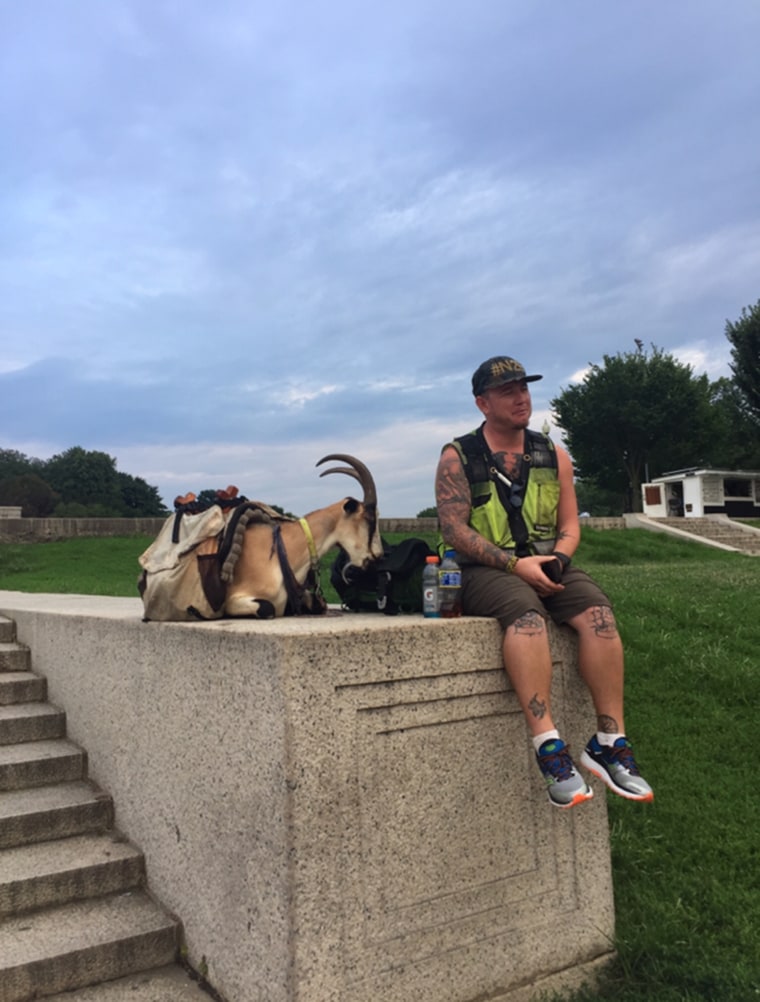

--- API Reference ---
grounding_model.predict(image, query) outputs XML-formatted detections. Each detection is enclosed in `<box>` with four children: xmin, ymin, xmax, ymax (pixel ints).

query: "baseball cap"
<box><xmin>471</xmin><ymin>356</ymin><xmax>543</xmax><ymax>396</ymax></box>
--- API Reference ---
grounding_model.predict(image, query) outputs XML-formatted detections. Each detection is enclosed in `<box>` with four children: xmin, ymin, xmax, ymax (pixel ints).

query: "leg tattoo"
<box><xmin>589</xmin><ymin>605</ymin><xmax>618</xmax><ymax>639</ymax></box>
<box><xmin>512</xmin><ymin>611</ymin><xmax>545</xmax><ymax>637</ymax></box>
<box><xmin>597</xmin><ymin>714</ymin><xmax>620</xmax><ymax>733</ymax></box>
<box><xmin>528</xmin><ymin>693</ymin><xmax>548</xmax><ymax>720</ymax></box>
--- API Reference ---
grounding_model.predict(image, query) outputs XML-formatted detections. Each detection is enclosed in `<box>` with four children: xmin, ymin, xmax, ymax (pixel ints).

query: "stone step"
<box><xmin>0</xmin><ymin>782</ymin><xmax>114</xmax><ymax>851</ymax></box>
<box><xmin>0</xmin><ymin>891</ymin><xmax>179</xmax><ymax>1002</ymax></box>
<box><xmin>0</xmin><ymin>643</ymin><xmax>31</xmax><ymax>673</ymax></box>
<box><xmin>0</xmin><ymin>704</ymin><xmax>67</xmax><ymax>746</ymax></box>
<box><xmin>0</xmin><ymin>673</ymin><xmax>46</xmax><ymax>706</ymax></box>
<box><xmin>0</xmin><ymin>740</ymin><xmax>86</xmax><ymax>793</ymax></box>
<box><xmin>0</xmin><ymin>833</ymin><xmax>145</xmax><ymax>919</ymax></box>
<box><xmin>42</xmin><ymin>965</ymin><xmax>210</xmax><ymax>1002</ymax></box>
<box><xmin>0</xmin><ymin>617</ymin><xmax>16</xmax><ymax>643</ymax></box>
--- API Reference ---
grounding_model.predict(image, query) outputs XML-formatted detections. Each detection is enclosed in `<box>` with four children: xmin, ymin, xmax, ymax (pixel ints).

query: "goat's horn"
<box><xmin>316</xmin><ymin>454</ymin><xmax>377</xmax><ymax>508</ymax></box>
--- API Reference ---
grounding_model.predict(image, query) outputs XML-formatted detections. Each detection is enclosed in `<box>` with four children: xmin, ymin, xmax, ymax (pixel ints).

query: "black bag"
<box><xmin>330</xmin><ymin>537</ymin><xmax>435</xmax><ymax>615</ymax></box>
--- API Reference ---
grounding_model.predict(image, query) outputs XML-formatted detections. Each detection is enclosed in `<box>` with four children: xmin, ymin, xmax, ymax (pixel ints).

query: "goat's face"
<box><xmin>316</xmin><ymin>454</ymin><xmax>383</xmax><ymax>574</ymax></box>
<box><xmin>337</xmin><ymin>496</ymin><xmax>384</xmax><ymax>572</ymax></box>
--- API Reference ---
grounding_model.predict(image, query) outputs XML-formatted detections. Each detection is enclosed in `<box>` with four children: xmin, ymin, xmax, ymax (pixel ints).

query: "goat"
<box><xmin>224</xmin><ymin>454</ymin><xmax>383</xmax><ymax>618</ymax></box>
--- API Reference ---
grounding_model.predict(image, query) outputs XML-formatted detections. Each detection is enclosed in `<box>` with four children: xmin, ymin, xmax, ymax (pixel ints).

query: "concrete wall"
<box><xmin>0</xmin><ymin>593</ymin><xmax>615</xmax><ymax>1002</ymax></box>
<box><xmin>0</xmin><ymin>517</ymin><xmax>441</xmax><ymax>543</ymax></box>
<box><xmin>0</xmin><ymin>515</ymin><xmax>623</xmax><ymax>543</ymax></box>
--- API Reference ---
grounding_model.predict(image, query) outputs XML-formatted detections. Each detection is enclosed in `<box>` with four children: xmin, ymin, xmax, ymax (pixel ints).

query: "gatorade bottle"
<box><xmin>422</xmin><ymin>555</ymin><xmax>441</xmax><ymax>617</ymax></box>
<box><xmin>439</xmin><ymin>549</ymin><xmax>462</xmax><ymax>618</ymax></box>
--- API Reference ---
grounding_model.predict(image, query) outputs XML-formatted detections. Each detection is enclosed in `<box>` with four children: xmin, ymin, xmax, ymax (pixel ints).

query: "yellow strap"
<box><xmin>298</xmin><ymin>517</ymin><xmax>319</xmax><ymax>566</ymax></box>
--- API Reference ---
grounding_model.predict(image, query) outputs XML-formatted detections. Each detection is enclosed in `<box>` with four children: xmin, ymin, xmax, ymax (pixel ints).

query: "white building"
<box><xmin>641</xmin><ymin>468</ymin><xmax>760</xmax><ymax>519</ymax></box>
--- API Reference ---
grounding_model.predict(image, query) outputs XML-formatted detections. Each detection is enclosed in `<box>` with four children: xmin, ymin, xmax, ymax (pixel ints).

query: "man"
<box><xmin>435</xmin><ymin>355</ymin><xmax>653</xmax><ymax>809</ymax></box>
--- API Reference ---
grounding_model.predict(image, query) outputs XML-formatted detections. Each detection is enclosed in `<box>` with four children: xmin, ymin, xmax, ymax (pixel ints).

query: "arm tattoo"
<box><xmin>589</xmin><ymin>606</ymin><xmax>618</xmax><ymax>639</ymax></box>
<box><xmin>436</xmin><ymin>449</ymin><xmax>511</xmax><ymax>569</ymax></box>
<box><xmin>528</xmin><ymin>693</ymin><xmax>548</xmax><ymax>720</ymax></box>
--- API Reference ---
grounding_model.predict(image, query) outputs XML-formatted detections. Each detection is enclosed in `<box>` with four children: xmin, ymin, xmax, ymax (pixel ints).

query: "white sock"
<box><xmin>533</xmin><ymin>729</ymin><xmax>560</xmax><ymax>753</ymax></box>
<box><xmin>596</xmin><ymin>731</ymin><xmax>625</xmax><ymax>747</ymax></box>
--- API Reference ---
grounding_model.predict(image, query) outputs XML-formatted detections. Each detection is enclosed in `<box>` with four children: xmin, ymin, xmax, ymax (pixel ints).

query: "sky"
<box><xmin>1</xmin><ymin>2</ymin><xmax>759</xmax><ymax>516</ymax></box>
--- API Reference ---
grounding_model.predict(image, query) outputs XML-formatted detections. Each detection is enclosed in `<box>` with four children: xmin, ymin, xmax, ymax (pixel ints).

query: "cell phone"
<box><xmin>542</xmin><ymin>558</ymin><xmax>563</xmax><ymax>584</ymax></box>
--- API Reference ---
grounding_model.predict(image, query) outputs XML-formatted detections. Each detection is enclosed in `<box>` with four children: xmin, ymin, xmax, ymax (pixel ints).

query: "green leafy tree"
<box><xmin>43</xmin><ymin>447</ymin><xmax>123</xmax><ymax>513</ymax></box>
<box><xmin>416</xmin><ymin>506</ymin><xmax>438</xmax><ymax>518</ymax></box>
<box><xmin>117</xmin><ymin>472</ymin><xmax>168</xmax><ymax>517</ymax></box>
<box><xmin>725</xmin><ymin>299</ymin><xmax>760</xmax><ymax>423</ymax></box>
<box><xmin>573</xmin><ymin>478</ymin><xmax>625</xmax><ymax>517</ymax></box>
<box><xmin>0</xmin><ymin>448</ymin><xmax>41</xmax><ymax>482</ymax></box>
<box><xmin>551</xmin><ymin>345</ymin><xmax>718</xmax><ymax>512</ymax></box>
<box><xmin>704</xmin><ymin>378</ymin><xmax>760</xmax><ymax>470</ymax></box>
<box><xmin>0</xmin><ymin>473</ymin><xmax>59</xmax><ymax>516</ymax></box>
<box><xmin>196</xmin><ymin>489</ymin><xmax>221</xmax><ymax>507</ymax></box>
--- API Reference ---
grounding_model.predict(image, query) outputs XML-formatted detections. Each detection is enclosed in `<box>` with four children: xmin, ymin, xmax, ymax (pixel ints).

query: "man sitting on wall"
<box><xmin>435</xmin><ymin>355</ymin><xmax>654</xmax><ymax>809</ymax></box>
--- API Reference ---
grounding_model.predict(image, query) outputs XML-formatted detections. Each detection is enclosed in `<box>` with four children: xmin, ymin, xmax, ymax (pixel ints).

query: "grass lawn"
<box><xmin>1</xmin><ymin>527</ymin><xmax>759</xmax><ymax>1000</ymax></box>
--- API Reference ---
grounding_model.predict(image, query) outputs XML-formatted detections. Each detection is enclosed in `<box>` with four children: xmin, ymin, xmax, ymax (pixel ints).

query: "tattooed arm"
<box><xmin>435</xmin><ymin>445</ymin><xmax>513</xmax><ymax>570</ymax></box>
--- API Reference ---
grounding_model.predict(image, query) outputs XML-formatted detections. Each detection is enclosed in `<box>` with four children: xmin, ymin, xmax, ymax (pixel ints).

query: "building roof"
<box><xmin>652</xmin><ymin>468</ymin><xmax>760</xmax><ymax>482</ymax></box>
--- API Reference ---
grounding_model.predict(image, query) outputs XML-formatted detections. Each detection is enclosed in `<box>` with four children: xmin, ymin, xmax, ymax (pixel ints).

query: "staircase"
<box><xmin>0</xmin><ymin>615</ymin><xmax>209</xmax><ymax>1002</ymax></box>
<box><xmin>654</xmin><ymin>517</ymin><xmax>760</xmax><ymax>555</ymax></box>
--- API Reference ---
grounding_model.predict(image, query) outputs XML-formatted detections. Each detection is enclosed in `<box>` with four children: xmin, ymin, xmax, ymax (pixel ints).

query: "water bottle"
<box><xmin>439</xmin><ymin>549</ymin><xmax>462</xmax><ymax>618</ymax></box>
<box><xmin>422</xmin><ymin>555</ymin><xmax>441</xmax><ymax>617</ymax></box>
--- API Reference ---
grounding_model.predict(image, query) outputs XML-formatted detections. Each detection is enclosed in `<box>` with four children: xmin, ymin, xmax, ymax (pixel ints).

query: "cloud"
<box><xmin>1</xmin><ymin>0</ymin><xmax>758</xmax><ymax>514</ymax></box>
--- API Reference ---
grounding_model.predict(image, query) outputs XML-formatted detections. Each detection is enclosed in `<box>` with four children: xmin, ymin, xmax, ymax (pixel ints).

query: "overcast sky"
<box><xmin>2</xmin><ymin>2</ymin><xmax>758</xmax><ymax>515</ymax></box>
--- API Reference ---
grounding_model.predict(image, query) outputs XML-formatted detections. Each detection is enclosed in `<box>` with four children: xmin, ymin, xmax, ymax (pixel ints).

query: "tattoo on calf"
<box><xmin>589</xmin><ymin>605</ymin><xmax>618</xmax><ymax>639</ymax></box>
<box><xmin>597</xmin><ymin>714</ymin><xmax>620</xmax><ymax>734</ymax></box>
<box><xmin>528</xmin><ymin>693</ymin><xmax>548</xmax><ymax>719</ymax></box>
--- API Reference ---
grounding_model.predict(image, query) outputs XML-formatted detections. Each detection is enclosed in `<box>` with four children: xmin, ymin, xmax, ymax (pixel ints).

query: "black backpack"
<box><xmin>330</xmin><ymin>537</ymin><xmax>434</xmax><ymax>615</ymax></box>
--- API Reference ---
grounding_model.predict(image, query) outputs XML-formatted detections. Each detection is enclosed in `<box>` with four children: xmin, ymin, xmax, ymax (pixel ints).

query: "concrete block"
<box><xmin>0</xmin><ymin>593</ymin><xmax>615</xmax><ymax>1002</ymax></box>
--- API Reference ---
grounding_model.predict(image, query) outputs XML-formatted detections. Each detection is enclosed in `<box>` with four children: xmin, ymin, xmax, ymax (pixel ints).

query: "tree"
<box><xmin>0</xmin><ymin>448</ymin><xmax>41</xmax><ymax>482</ymax></box>
<box><xmin>117</xmin><ymin>472</ymin><xmax>168</xmax><ymax>517</ymax></box>
<box><xmin>573</xmin><ymin>478</ymin><xmax>625</xmax><ymax>517</ymax></box>
<box><xmin>43</xmin><ymin>447</ymin><xmax>123</xmax><ymax>512</ymax></box>
<box><xmin>704</xmin><ymin>378</ymin><xmax>760</xmax><ymax>470</ymax></box>
<box><xmin>725</xmin><ymin>299</ymin><xmax>760</xmax><ymax>423</ymax></box>
<box><xmin>551</xmin><ymin>345</ymin><xmax>718</xmax><ymax>512</ymax></box>
<box><xmin>0</xmin><ymin>473</ymin><xmax>59</xmax><ymax>516</ymax></box>
<box><xmin>416</xmin><ymin>506</ymin><xmax>438</xmax><ymax>518</ymax></box>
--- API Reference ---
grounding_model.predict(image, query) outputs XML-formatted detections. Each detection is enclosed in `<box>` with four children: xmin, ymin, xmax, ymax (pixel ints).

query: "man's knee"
<box><xmin>506</xmin><ymin>609</ymin><xmax>549</xmax><ymax>637</ymax></box>
<box><xmin>570</xmin><ymin>604</ymin><xmax>619</xmax><ymax>639</ymax></box>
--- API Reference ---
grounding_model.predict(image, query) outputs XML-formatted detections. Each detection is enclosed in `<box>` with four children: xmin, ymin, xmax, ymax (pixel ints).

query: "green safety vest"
<box><xmin>445</xmin><ymin>424</ymin><xmax>560</xmax><ymax>555</ymax></box>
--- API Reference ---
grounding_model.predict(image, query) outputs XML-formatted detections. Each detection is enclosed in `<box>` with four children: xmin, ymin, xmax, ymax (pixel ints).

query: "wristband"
<box><xmin>506</xmin><ymin>555</ymin><xmax>520</xmax><ymax>573</ymax></box>
<box><xmin>552</xmin><ymin>551</ymin><xmax>571</xmax><ymax>569</ymax></box>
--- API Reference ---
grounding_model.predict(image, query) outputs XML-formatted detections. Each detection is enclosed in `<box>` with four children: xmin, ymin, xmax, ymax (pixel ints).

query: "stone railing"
<box><xmin>0</xmin><ymin>592</ymin><xmax>615</xmax><ymax>1002</ymax></box>
<box><xmin>0</xmin><ymin>515</ymin><xmax>622</xmax><ymax>542</ymax></box>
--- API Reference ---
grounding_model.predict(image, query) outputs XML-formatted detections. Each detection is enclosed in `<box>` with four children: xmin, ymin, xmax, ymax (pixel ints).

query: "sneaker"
<box><xmin>580</xmin><ymin>736</ymin><xmax>654</xmax><ymax>802</ymax></box>
<box><xmin>535</xmin><ymin>738</ymin><xmax>594</xmax><ymax>809</ymax></box>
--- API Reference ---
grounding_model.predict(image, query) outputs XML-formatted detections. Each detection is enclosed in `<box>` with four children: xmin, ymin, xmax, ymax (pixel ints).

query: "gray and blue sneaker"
<box><xmin>536</xmin><ymin>738</ymin><xmax>594</xmax><ymax>809</ymax></box>
<box><xmin>580</xmin><ymin>736</ymin><xmax>654</xmax><ymax>802</ymax></box>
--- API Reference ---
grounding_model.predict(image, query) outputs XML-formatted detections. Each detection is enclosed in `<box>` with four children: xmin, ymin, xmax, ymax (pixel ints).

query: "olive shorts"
<box><xmin>460</xmin><ymin>564</ymin><xmax>612</xmax><ymax>630</ymax></box>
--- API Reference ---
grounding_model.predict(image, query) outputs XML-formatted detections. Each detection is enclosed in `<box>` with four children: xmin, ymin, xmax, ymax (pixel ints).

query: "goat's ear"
<box><xmin>342</xmin><ymin>497</ymin><xmax>360</xmax><ymax>514</ymax></box>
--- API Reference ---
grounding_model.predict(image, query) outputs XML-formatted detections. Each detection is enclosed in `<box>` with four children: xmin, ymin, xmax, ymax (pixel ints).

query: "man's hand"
<box><xmin>513</xmin><ymin>555</ymin><xmax>565</xmax><ymax>596</ymax></box>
